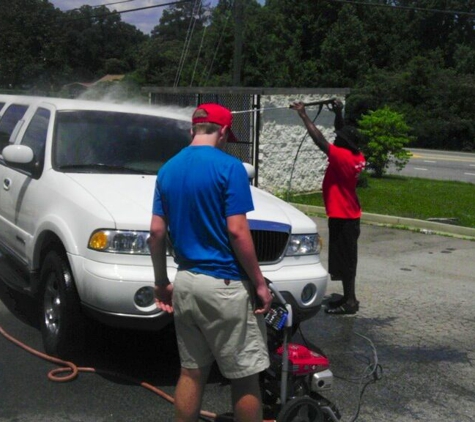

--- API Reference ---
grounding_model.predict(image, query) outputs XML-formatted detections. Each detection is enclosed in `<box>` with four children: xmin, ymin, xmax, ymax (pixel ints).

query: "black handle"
<box><xmin>303</xmin><ymin>98</ymin><xmax>336</xmax><ymax>106</ymax></box>
<box><xmin>288</xmin><ymin>98</ymin><xmax>336</xmax><ymax>108</ymax></box>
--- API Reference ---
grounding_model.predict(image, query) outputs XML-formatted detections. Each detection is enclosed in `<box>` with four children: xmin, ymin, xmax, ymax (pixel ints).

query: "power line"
<box><xmin>174</xmin><ymin>0</ymin><xmax>202</xmax><ymax>87</ymax></box>
<box><xmin>93</xmin><ymin>0</ymin><xmax>137</xmax><ymax>8</ymax></box>
<box><xmin>189</xmin><ymin>9</ymin><xmax>213</xmax><ymax>87</ymax></box>
<box><xmin>328</xmin><ymin>0</ymin><xmax>475</xmax><ymax>17</ymax></box>
<box><xmin>200</xmin><ymin>3</ymin><xmax>233</xmax><ymax>86</ymax></box>
<box><xmin>60</xmin><ymin>0</ymin><xmax>193</xmax><ymax>22</ymax></box>
<box><xmin>69</xmin><ymin>0</ymin><xmax>138</xmax><ymax>11</ymax></box>
<box><xmin>190</xmin><ymin>22</ymin><xmax>207</xmax><ymax>87</ymax></box>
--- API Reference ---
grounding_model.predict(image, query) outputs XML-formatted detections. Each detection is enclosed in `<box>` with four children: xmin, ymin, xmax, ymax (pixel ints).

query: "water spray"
<box><xmin>231</xmin><ymin>98</ymin><xmax>336</xmax><ymax>114</ymax></box>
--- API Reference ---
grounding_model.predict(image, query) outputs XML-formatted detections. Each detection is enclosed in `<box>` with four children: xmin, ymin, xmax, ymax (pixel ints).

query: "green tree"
<box><xmin>347</xmin><ymin>54</ymin><xmax>475</xmax><ymax>152</ymax></box>
<box><xmin>193</xmin><ymin>0</ymin><xmax>234</xmax><ymax>87</ymax></box>
<box><xmin>246</xmin><ymin>0</ymin><xmax>341</xmax><ymax>87</ymax></box>
<box><xmin>141</xmin><ymin>1</ymin><xmax>212</xmax><ymax>86</ymax></box>
<box><xmin>412</xmin><ymin>68</ymin><xmax>475</xmax><ymax>151</ymax></box>
<box><xmin>0</xmin><ymin>0</ymin><xmax>64</xmax><ymax>89</ymax></box>
<box><xmin>356</xmin><ymin>0</ymin><xmax>420</xmax><ymax>71</ymax></box>
<box><xmin>61</xmin><ymin>5</ymin><xmax>146</xmax><ymax>82</ymax></box>
<box><xmin>358</xmin><ymin>107</ymin><xmax>413</xmax><ymax>178</ymax></box>
<box><xmin>395</xmin><ymin>0</ymin><xmax>475</xmax><ymax>68</ymax></box>
<box><xmin>453</xmin><ymin>44</ymin><xmax>475</xmax><ymax>75</ymax></box>
<box><xmin>318</xmin><ymin>4</ymin><xmax>370</xmax><ymax>87</ymax></box>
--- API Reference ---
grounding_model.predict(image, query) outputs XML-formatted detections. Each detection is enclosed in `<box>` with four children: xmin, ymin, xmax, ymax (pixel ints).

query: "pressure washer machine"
<box><xmin>262</xmin><ymin>282</ymin><xmax>341</xmax><ymax>422</ymax></box>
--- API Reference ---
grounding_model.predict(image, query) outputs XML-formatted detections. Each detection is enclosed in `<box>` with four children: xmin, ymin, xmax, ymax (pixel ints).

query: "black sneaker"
<box><xmin>325</xmin><ymin>301</ymin><xmax>359</xmax><ymax>315</ymax></box>
<box><xmin>327</xmin><ymin>297</ymin><xmax>346</xmax><ymax>309</ymax></box>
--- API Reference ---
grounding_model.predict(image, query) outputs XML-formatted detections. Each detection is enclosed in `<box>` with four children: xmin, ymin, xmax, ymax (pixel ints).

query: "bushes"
<box><xmin>347</xmin><ymin>63</ymin><xmax>475</xmax><ymax>152</ymax></box>
<box><xmin>358</xmin><ymin>107</ymin><xmax>412</xmax><ymax>178</ymax></box>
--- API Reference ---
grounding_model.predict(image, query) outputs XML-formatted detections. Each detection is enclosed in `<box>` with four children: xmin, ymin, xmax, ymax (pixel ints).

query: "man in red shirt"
<box><xmin>291</xmin><ymin>100</ymin><xmax>365</xmax><ymax>315</ymax></box>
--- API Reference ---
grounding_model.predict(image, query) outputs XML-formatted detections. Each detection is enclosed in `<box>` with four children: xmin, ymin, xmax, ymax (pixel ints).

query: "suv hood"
<box><xmin>248</xmin><ymin>187</ymin><xmax>317</xmax><ymax>234</ymax></box>
<box><xmin>67</xmin><ymin>174</ymin><xmax>316</xmax><ymax>234</ymax></box>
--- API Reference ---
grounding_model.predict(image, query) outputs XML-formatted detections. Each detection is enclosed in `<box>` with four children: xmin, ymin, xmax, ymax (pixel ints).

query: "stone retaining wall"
<box><xmin>258</xmin><ymin>93</ymin><xmax>346</xmax><ymax>194</ymax></box>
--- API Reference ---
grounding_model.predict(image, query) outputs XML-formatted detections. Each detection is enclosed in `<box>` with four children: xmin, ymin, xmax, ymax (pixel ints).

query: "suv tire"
<box><xmin>40</xmin><ymin>249</ymin><xmax>86</xmax><ymax>358</ymax></box>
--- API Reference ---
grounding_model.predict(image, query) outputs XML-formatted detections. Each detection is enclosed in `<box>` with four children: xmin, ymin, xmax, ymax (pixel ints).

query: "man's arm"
<box><xmin>290</xmin><ymin>102</ymin><xmax>330</xmax><ymax>155</ymax></box>
<box><xmin>149</xmin><ymin>214</ymin><xmax>173</xmax><ymax>313</ymax></box>
<box><xmin>227</xmin><ymin>214</ymin><xmax>272</xmax><ymax>314</ymax></box>
<box><xmin>330</xmin><ymin>99</ymin><xmax>345</xmax><ymax>130</ymax></box>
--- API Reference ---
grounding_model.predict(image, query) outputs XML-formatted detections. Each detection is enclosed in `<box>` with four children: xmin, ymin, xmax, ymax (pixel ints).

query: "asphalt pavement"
<box><xmin>387</xmin><ymin>148</ymin><xmax>475</xmax><ymax>184</ymax></box>
<box><xmin>301</xmin><ymin>214</ymin><xmax>475</xmax><ymax>422</ymax></box>
<box><xmin>1</xmin><ymin>213</ymin><xmax>474</xmax><ymax>422</ymax></box>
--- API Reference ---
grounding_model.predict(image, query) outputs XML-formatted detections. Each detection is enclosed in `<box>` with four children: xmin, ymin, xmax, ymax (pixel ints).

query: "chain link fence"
<box><xmin>143</xmin><ymin>87</ymin><xmax>350</xmax><ymax>192</ymax></box>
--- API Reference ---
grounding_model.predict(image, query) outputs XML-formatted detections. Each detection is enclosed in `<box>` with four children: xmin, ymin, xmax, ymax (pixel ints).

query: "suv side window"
<box><xmin>20</xmin><ymin>108</ymin><xmax>50</xmax><ymax>177</ymax></box>
<box><xmin>0</xmin><ymin>102</ymin><xmax>5</xmax><ymax>112</ymax></box>
<box><xmin>0</xmin><ymin>104</ymin><xmax>29</xmax><ymax>152</ymax></box>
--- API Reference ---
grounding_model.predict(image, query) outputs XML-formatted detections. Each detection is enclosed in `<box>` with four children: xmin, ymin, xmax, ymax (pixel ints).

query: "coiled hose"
<box><xmin>0</xmin><ymin>324</ymin><xmax>239</xmax><ymax>421</ymax></box>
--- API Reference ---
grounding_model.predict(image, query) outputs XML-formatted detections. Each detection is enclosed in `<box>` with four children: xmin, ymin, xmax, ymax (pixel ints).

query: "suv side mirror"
<box><xmin>242</xmin><ymin>162</ymin><xmax>256</xmax><ymax>180</ymax></box>
<box><xmin>2</xmin><ymin>144</ymin><xmax>34</xmax><ymax>164</ymax></box>
<box><xmin>2</xmin><ymin>144</ymin><xmax>38</xmax><ymax>177</ymax></box>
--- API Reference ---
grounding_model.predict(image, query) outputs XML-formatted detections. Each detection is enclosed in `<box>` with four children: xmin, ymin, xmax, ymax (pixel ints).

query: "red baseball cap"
<box><xmin>192</xmin><ymin>103</ymin><xmax>238</xmax><ymax>143</ymax></box>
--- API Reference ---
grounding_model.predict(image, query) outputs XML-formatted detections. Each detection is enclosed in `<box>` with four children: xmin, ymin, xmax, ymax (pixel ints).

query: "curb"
<box><xmin>290</xmin><ymin>203</ymin><xmax>475</xmax><ymax>240</ymax></box>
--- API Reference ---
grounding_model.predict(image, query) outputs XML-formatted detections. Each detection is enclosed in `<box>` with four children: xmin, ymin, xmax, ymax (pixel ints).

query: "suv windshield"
<box><xmin>53</xmin><ymin>110</ymin><xmax>191</xmax><ymax>174</ymax></box>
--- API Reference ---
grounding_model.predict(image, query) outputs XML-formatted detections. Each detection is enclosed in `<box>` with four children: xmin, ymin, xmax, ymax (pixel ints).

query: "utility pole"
<box><xmin>233</xmin><ymin>0</ymin><xmax>243</xmax><ymax>86</ymax></box>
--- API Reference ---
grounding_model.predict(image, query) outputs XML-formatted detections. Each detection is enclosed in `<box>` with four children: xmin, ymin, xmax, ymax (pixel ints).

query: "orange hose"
<box><xmin>0</xmin><ymin>324</ymin><xmax>275</xmax><ymax>421</ymax></box>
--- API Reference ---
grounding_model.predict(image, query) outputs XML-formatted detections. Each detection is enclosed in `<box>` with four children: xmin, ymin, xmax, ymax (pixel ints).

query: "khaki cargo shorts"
<box><xmin>173</xmin><ymin>270</ymin><xmax>270</xmax><ymax>379</ymax></box>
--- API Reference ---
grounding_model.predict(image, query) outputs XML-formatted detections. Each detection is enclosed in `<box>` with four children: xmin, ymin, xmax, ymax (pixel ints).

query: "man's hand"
<box><xmin>154</xmin><ymin>283</ymin><xmax>174</xmax><ymax>313</ymax></box>
<box><xmin>289</xmin><ymin>101</ymin><xmax>330</xmax><ymax>153</ymax></box>
<box><xmin>290</xmin><ymin>101</ymin><xmax>307</xmax><ymax>117</ymax></box>
<box><xmin>328</xmin><ymin>99</ymin><xmax>343</xmax><ymax>113</ymax></box>
<box><xmin>254</xmin><ymin>283</ymin><xmax>272</xmax><ymax>315</ymax></box>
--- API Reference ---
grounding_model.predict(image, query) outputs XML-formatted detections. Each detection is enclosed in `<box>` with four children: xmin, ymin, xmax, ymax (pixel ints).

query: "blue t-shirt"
<box><xmin>152</xmin><ymin>146</ymin><xmax>254</xmax><ymax>280</ymax></box>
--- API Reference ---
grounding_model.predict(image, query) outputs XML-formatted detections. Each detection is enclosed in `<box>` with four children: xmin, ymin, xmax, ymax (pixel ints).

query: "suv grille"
<box><xmin>251</xmin><ymin>230</ymin><xmax>289</xmax><ymax>263</ymax></box>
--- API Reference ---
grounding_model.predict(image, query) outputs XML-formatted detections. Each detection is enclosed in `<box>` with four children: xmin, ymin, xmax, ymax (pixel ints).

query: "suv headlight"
<box><xmin>88</xmin><ymin>230</ymin><xmax>151</xmax><ymax>254</ymax></box>
<box><xmin>285</xmin><ymin>234</ymin><xmax>321</xmax><ymax>256</ymax></box>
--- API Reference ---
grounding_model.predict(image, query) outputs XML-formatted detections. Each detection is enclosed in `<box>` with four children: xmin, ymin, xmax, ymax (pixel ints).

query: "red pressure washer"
<box><xmin>262</xmin><ymin>281</ymin><xmax>341</xmax><ymax>422</ymax></box>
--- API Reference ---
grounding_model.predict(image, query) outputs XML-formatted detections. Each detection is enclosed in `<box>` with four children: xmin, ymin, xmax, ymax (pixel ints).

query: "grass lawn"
<box><xmin>290</xmin><ymin>175</ymin><xmax>475</xmax><ymax>228</ymax></box>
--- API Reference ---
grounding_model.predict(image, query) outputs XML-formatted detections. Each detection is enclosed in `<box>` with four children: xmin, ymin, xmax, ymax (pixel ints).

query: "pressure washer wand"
<box><xmin>301</xmin><ymin>98</ymin><xmax>336</xmax><ymax>107</ymax></box>
<box><xmin>231</xmin><ymin>105</ymin><xmax>291</xmax><ymax>115</ymax></box>
<box><xmin>231</xmin><ymin>98</ymin><xmax>336</xmax><ymax>114</ymax></box>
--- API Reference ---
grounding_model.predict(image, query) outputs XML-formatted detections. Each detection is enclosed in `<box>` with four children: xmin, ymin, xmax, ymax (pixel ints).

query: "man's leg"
<box><xmin>230</xmin><ymin>373</ymin><xmax>263</xmax><ymax>422</ymax></box>
<box><xmin>342</xmin><ymin>218</ymin><xmax>360</xmax><ymax>306</ymax></box>
<box><xmin>174</xmin><ymin>365</ymin><xmax>211</xmax><ymax>422</ymax></box>
<box><xmin>326</xmin><ymin>219</ymin><xmax>360</xmax><ymax>313</ymax></box>
<box><xmin>342</xmin><ymin>276</ymin><xmax>357</xmax><ymax>305</ymax></box>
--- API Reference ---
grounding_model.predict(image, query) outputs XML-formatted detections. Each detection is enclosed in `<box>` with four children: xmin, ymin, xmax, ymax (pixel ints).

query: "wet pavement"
<box><xmin>1</xmin><ymin>218</ymin><xmax>474</xmax><ymax>421</ymax></box>
<box><xmin>301</xmin><ymin>217</ymin><xmax>475</xmax><ymax>422</ymax></box>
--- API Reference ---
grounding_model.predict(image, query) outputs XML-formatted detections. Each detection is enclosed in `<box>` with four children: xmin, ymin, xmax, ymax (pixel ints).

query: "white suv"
<box><xmin>0</xmin><ymin>95</ymin><xmax>328</xmax><ymax>357</ymax></box>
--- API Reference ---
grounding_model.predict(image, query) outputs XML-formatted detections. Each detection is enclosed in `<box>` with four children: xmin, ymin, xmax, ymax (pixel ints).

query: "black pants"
<box><xmin>328</xmin><ymin>218</ymin><xmax>360</xmax><ymax>301</ymax></box>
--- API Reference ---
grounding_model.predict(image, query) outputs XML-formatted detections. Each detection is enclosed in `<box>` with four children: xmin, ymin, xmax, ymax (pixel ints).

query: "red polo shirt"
<box><xmin>322</xmin><ymin>144</ymin><xmax>366</xmax><ymax>219</ymax></box>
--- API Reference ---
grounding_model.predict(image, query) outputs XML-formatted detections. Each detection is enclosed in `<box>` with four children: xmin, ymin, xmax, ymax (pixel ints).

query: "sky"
<box><xmin>50</xmin><ymin>0</ymin><xmax>225</xmax><ymax>35</ymax></box>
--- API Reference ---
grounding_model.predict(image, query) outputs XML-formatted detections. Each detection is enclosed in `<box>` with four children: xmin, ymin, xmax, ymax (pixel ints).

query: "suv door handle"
<box><xmin>3</xmin><ymin>178</ymin><xmax>11</xmax><ymax>190</ymax></box>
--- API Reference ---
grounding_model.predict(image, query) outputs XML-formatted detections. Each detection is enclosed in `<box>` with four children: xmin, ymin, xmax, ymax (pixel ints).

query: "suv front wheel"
<box><xmin>39</xmin><ymin>249</ymin><xmax>86</xmax><ymax>358</ymax></box>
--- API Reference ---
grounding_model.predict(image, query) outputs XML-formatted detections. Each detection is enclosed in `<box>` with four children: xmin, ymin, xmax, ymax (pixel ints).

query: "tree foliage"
<box><xmin>358</xmin><ymin>107</ymin><xmax>413</xmax><ymax>178</ymax></box>
<box><xmin>0</xmin><ymin>0</ymin><xmax>63</xmax><ymax>89</ymax></box>
<box><xmin>319</xmin><ymin>5</ymin><xmax>370</xmax><ymax>87</ymax></box>
<box><xmin>0</xmin><ymin>1</ymin><xmax>145</xmax><ymax>90</ymax></box>
<box><xmin>0</xmin><ymin>0</ymin><xmax>473</xmax><ymax>150</ymax></box>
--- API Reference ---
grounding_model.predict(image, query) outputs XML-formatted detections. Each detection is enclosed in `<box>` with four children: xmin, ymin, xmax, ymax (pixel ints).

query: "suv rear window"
<box><xmin>0</xmin><ymin>104</ymin><xmax>29</xmax><ymax>152</ymax></box>
<box><xmin>53</xmin><ymin>110</ymin><xmax>191</xmax><ymax>174</ymax></box>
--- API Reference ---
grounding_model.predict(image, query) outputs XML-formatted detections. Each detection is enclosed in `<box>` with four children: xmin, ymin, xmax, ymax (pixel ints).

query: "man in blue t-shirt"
<box><xmin>149</xmin><ymin>103</ymin><xmax>271</xmax><ymax>422</ymax></box>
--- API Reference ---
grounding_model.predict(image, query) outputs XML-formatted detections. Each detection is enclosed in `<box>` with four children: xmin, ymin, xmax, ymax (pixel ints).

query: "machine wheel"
<box><xmin>40</xmin><ymin>249</ymin><xmax>86</xmax><ymax>358</ymax></box>
<box><xmin>277</xmin><ymin>396</ymin><xmax>325</xmax><ymax>422</ymax></box>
